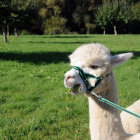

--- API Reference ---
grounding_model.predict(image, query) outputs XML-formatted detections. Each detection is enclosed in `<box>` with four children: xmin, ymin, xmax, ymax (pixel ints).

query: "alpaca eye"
<box><xmin>90</xmin><ymin>65</ymin><xmax>99</xmax><ymax>69</ymax></box>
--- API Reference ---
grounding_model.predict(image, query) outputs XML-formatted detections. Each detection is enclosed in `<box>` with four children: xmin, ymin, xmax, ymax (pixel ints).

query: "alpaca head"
<box><xmin>64</xmin><ymin>43</ymin><xmax>133</xmax><ymax>96</ymax></box>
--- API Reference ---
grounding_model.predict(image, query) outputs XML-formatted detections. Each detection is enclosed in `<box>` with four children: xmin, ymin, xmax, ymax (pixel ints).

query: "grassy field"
<box><xmin>0</xmin><ymin>35</ymin><xmax>140</xmax><ymax>140</ymax></box>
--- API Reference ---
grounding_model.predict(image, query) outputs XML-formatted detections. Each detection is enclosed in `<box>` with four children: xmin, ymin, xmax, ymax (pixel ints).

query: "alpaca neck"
<box><xmin>88</xmin><ymin>72</ymin><xmax>126</xmax><ymax>140</ymax></box>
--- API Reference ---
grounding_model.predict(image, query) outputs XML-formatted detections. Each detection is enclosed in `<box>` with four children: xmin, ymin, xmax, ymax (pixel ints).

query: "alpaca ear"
<box><xmin>111</xmin><ymin>53</ymin><xmax>133</xmax><ymax>67</ymax></box>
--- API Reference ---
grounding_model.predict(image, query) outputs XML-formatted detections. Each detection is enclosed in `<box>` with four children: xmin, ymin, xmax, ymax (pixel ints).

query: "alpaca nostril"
<box><xmin>65</xmin><ymin>75</ymin><xmax>74</xmax><ymax>81</ymax></box>
<box><xmin>67</xmin><ymin>75</ymin><xmax>73</xmax><ymax>80</ymax></box>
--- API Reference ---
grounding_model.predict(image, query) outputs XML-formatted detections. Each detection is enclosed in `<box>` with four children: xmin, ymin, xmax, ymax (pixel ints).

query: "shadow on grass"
<box><xmin>0</xmin><ymin>52</ymin><xmax>71</xmax><ymax>64</ymax></box>
<box><xmin>28</xmin><ymin>41</ymin><xmax>85</xmax><ymax>44</ymax></box>
<box><xmin>0</xmin><ymin>51</ymin><xmax>139</xmax><ymax>65</ymax></box>
<box><xmin>36</xmin><ymin>35</ymin><xmax>95</xmax><ymax>39</ymax></box>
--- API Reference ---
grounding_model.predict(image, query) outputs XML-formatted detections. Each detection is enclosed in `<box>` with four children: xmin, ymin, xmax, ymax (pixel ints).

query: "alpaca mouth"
<box><xmin>70</xmin><ymin>84</ymin><xmax>81</xmax><ymax>94</ymax></box>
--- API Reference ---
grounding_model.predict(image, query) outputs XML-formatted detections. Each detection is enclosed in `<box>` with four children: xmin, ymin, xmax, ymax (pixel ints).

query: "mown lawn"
<box><xmin>0</xmin><ymin>35</ymin><xmax>140</xmax><ymax>140</ymax></box>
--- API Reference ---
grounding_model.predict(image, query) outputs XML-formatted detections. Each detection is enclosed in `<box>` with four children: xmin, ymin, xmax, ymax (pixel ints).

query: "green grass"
<box><xmin>0</xmin><ymin>34</ymin><xmax>140</xmax><ymax>140</ymax></box>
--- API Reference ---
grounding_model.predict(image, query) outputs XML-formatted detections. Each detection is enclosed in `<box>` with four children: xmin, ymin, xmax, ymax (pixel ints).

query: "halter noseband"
<box><xmin>73</xmin><ymin>66</ymin><xmax>102</xmax><ymax>93</ymax></box>
<box><xmin>72</xmin><ymin>66</ymin><xmax>140</xmax><ymax>119</ymax></box>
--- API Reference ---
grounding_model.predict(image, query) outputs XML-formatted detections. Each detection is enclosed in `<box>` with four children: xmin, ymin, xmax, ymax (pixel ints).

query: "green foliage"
<box><xmin>72</xmin><ymin>0</ymin><xmax>96</xmax><ymax>33</ymax></box>
<box><xmin>85</xmin><ymin>23</ymin><xmax>95</xmax><ymax>34</ymax></box>
<box><xmin>39</xmin><ymin>7</ymin><xmax>48</xmax><ymax>19</ymax></box>
<box><xmin>96</xmin><ymin>0</ymin><xmax>133</xmax><ymax>32</ymax></box>
<box><xmin>117</xmin><ymin>1</ymin><xmax>133</xmax><ymax>24</ymax></box>
<box><xmin>0</xmin><ymin>0</ymin><xmax>42</xmax><ymax>35</ymax></box>
<box><xmin>0</xmin><ymin>0</ymin><xmax>11</xmax><ymax>24</ymax></box>
<box><xmin>96</xmin><ymin>1</ymin><xmax>111</xmax><ymax>30</ymax></box>
<box><xmin>20</xmin><ymin>30</ymin><xmax>32</xmax><ymax>35</ymax></box>
<box><xmin>44</xmin><ymin>16</ymin><xmax>67</xmax><ymax>34</ymax></box>
<box><xmin>132</xmin><ymin>1</ymin><xmax>140</xmax><ymax>20</ymax></box>
<box><xmin>39</xmin><ymin>0</ymin><xmax>67</xmax><ymax>34</ymax></box>
<box><xmin>0</xmin><ymin>0</ymin><xmax>29</xmax><ymax>25</ymax></box>
<box><xmin>0</xmin><ymin>0</ymin><xmax>140</xmax><ymax>34</ymax></box>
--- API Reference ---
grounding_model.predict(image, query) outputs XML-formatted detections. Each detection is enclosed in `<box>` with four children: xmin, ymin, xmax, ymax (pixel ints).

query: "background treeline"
<box><xmin>0</xmin><ymin>0</ymin><xmax>140</xmax><ymax>36</ymax></box>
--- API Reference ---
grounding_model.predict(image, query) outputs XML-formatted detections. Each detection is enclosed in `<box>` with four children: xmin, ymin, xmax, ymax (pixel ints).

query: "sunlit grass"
<box><xmin>0</xmin><ymin>34</ymin><xmax>140</xmax><ymax>139</ymax></box>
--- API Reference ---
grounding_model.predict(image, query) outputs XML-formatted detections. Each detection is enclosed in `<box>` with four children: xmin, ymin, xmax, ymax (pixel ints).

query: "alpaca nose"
<box><xmin>64</xmin><ymin>69</ymin><xmax>77</xmax><ymax>88</ymax></box>
<box><xmin>64</xmin><ymin>74</ymin><xmax>75</xmax><ymax>88</ymax></box>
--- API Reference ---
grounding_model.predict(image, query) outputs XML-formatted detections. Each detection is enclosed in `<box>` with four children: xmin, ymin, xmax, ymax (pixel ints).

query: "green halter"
<box><xmin>73</xmin><ymin>66</ymin><xmax>102</xmax><ymax>93</ymax></box>
<box><xmin>72</xmin><ymin>66</ymin><xmax>140</xmax><ymax>119</ymax></box>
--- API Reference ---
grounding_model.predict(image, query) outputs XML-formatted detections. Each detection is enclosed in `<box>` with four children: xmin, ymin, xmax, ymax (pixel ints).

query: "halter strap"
<box><xmin>72</xmin><ymin>66</ymin><xmax>140</xmax><ymax>119</ymax></box>
<box><xmin>73</xmin><ymin>66</ymin><xmax>102</xmax><ymax>93</ymax></box>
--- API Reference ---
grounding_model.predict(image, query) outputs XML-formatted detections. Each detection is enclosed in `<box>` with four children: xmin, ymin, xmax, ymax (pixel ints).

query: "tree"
<box><xmin>0</xmin><ymin>0</ymin><xmax>32</xmax><ymax>42</ymax></box>
<box><xmin>132</xmin><ymin>1</ymin><xmax>140</xmax><ymax>20</ymax></box>
<box><xmin>38</xmin><ymin>0</ymin><xmax>67</xmax><ymax>34</ymax></box>
<box><xmin>95</xmin><ymin>1</ymin><xmax>111</xmax><ymax>34</ymax></box>
<box><xmin>72</xmin><ymin>0</ymin><xmax>97</xmax><ymax>33</ymax></box>
<box><xmin>0</xmin><ymin>0</ymin><xmax>11</xmax><ymax>43</ymax></box>
<box><xmin>0</xmin><ymin>0</ymin><xmax>138</xmax><ymax>36</ymax></box>
<box><xmin>129</xmin><ymin>1</ymin><xmax>140</xmax><ymax>33</ymax></box>
<box><xmin>10</xmin><ymin>0</ymin><xmax>34</xmax><ymax>36</ymax></box>
<box><xmin>96</xmin><ymin>0</ymin><xmax>133</xmax><ymax>34</ymax></box>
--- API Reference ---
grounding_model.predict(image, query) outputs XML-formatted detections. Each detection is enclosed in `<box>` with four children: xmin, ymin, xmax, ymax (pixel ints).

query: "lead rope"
<box><xmin>91</xmin><ymin>92</ymin><xmax>140</xmax><ymax>119</ymax></box>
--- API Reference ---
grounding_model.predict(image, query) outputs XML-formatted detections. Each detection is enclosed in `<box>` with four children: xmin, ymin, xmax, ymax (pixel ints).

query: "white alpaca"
<box><xmin>64</xmin><ymin>43</ymin><xmax>140</xmax><ymax>140</ymax></box>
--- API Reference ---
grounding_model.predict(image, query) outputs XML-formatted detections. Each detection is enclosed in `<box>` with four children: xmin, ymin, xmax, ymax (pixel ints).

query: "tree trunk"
<box><xmin>2</xmin><ymin>26</ymin><xmax>8</xmax><ymax>43</ymax></box>
<box><xmin>103</xmin><ymin>29</ymin><xmax>106</xmax><ymax>35</ymax></box>
<box><xmin>114</xmin><ymin>26</ymin><xmax>117</xmax><ymax>36</ymax></box>
<box><xmin>53</xmin><ymin>30</ymin><xmax>56</xmax><ymax>35</ymax></box>
<box><xmin>91</xmin><ymin>0</ymin><xmax>94</xmax><ymax>4</ymax></box>
<box><xmin>14</xmin><ymin>27</ymin><xmax>18</xmax><ymax>37</ymax></box>
<box><xmin>7</xmin><ymin>25</ymin><xmax>10</xmax><ymax>36</ymax></box>
<box><xmin>87</xmin><ymin>28</ymin><xmax>90</xmax><ymax>34</ymax></box>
